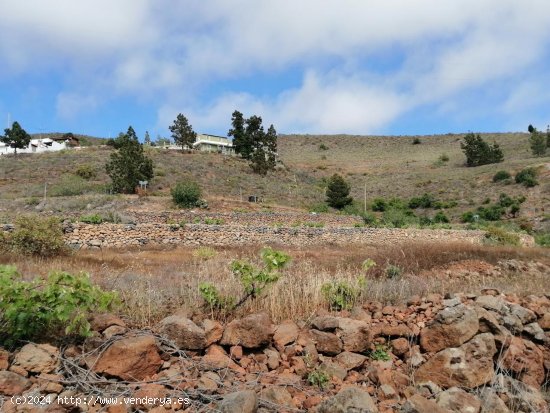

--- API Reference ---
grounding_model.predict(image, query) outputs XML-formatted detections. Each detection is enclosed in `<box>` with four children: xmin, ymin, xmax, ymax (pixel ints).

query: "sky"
<box><xmin>1</xmin><ymin>0</ymin><xmax>550</xmax><ymax>140</ymax></box>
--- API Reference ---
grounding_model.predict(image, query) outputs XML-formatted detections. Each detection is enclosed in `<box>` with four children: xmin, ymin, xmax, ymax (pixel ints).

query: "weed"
<box><xmin>370</xmin><ymin>344</ymin><xmax>391</xmax><ymax>361</ymax></box>
<box><xmin>484</xmin><ymin>227</ymin><xmax>520</xmax><ymax>246</ymax></box>
<box><xmin>385</xmin><ymin>264</ymin><xmax>403</xmax><ymax>279</ymax></box>
<box><xmin>193</xmin><ymin>246</ymin><xmax>217</xmax><ymax>260</ymax></box>
<box><xmin>1</xmin><ymin>215</ymin><xmax>66</xmax><ymax>257</ymax></box>
<box><xmin>79</xmin><ymin>214</ymin><xmax>103</xmax><ymax>224</ymax></box>
<box><xmin>307</xmin><ymin>369</ymin><xmax>330</xmax><ymax>390</ymax></box>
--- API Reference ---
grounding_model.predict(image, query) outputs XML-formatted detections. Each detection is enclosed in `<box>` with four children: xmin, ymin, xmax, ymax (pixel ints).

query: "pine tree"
<box><xmin>105</xmin><ymin>126</ymin><xmax>154</xmax><ymax>193</ymax></box>
<box><xmin>229</xmin><ymin>110</ymin><xmax>252</xmax><ymax>159</ymax></box>
<box><xmin>144</xmin><ymin>131</ymin><xmax>151</xmax><ymax>145</ymax></box>
<box><xmin>460</xmin><ymin>133</ymin><xmax>503</xmax><ymax>166</ymax></box>
<box><xmin>326</xmin><ymin>174</ymin><xmax>353</xmax><ymax>209</ymax></box>
<box><xmin>169</xmin><ymin>114</ymin><xmax>197</xmax><ymax>152</ymax></box>
<box><xmin>1</xmin><ymin>121</ymin><xmax>31</xmax><ymax>155</ymax></box>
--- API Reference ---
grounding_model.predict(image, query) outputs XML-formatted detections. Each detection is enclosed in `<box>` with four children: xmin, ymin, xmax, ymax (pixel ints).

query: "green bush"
<box><xmin>371</xmin><ymin>198</ymin><xmax>387</xmax><ymax>212</ymax></box>
<box><xmin>383</xmin><ymin>207</ymin><xmax>417</xmax><ymax>228</ymax></box>
<box><xmin>74</xmin><ymin>164</ymin><xmax>97</xmax><ymax>180</ymax></box>
<box><xmin>321</xmin><ymin>277</ymin><xmax>365</xmax><ymax>311</ymax></box>
<box><xmin>476</xmin><ymin>205</ymin><xmax>505</xmax><ymax>221</ymax></box>
<box><xmin>318</xmin><ymin>144</ymin><xmax>329</xmax><ymax>151</ymax></box>
<box><xmin>309</xmin><ymin>202</ymin><xmax>329</xmax><ymax>213</ymax></box>
<box><xmin>493</xmin><ymin>170</ymin><xmax>511</xmax><ymax>182</ymax></box>
<box><xmin>535</xmin><ymin>232</ymin><xmax>550</xmax><ymax>247</ymax></box>
<box><xmin>460</xmin><ymin>133</ymin><xmax>504</xmax><ymax>167</ymax></box>
<box><xmin>0</xmin><ymin>265</ymin><xmax>119</xmax><ymax>346</ymax></box>
<box><xmin>79</xmin><ymin>214</ymin><xmax>103</xmax><ymax>224</ymax></box>
<box><xmin>408</xmin><ymin>193</ymin><xmax>435</xmax><ymax>209</ymax></box>
<box><xmin>203</xmin><ymin>217</ymin><xmax>224</xmax><ymax>225</ymax></box>
<box><xmin>370</xmin><ymin>344</ymin><xmax>391</xmax><ymax>361</ymax></box>
<box><xmin>193</xmin><ymin>247</ymin><xmax>217</xmax><ymax>260</ymax></box>
<box><xmin>385</xmin><ymin>264</ymin><xmax>402</xmax><ymax>279</ymax></box>
<box><xmin>484</xmin><ymin>227</ymin><xmax>520</xmax><ymax>246</ymax></box>
<box><xmin>307</xmin><ymin>369</ymin><xmax>330</xmax><ymax>390</ymax></box>
<box><xmin>412</xmin><ymin>137</ymin><xmax>421</xmax><ymax>145</ymax></box>
<box><xmin>49</xmin><ymin>174</ymin><xmax>92</xmax><ymax>197</ymax></box>
<box><xmin>171</xmin><ymin>180</ymin><xmax>202</xmax><ymax>208</ymax></box>
<box><xmin>3</xmin><ymin>216</ymin><xmax>66</xmax><ymax>256</ymax></box>
<box><xmin>433</xmin><ymin>211</ymin><xmax>450</xmax><ymax>223</ymax></box>
<box><xmin>515</xmin><ymin>167</ymin><xmax>538</xmax><ymax>187</ymax></box>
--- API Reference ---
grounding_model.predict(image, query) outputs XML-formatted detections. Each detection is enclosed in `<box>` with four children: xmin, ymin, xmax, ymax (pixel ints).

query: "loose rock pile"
<box><xmin>1</xmin><ymin>291</ymin><xmax>549</xmax><ymax>412</ymax></box>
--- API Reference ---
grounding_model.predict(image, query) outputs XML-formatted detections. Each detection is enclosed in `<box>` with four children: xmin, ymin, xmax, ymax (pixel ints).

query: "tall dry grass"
<box><xmin>1</xmin><ymin>242</ymin><xmax>549</xmax><ymax>327</ymax></box>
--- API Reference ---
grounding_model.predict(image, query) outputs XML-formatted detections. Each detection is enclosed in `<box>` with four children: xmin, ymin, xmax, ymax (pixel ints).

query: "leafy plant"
<box><xmin>371</xmin><ymin>198</ymin><xmax>387</xmax><ymax>212</ymax></box>
<box><xmin>199</xmin><ymin>248</ymin><xmax>291</xmax><ymax>311</ymax></box>
<box><xmin>193</xmin><ymin>246</ymin><xmax>217</xmax><ymax>260</ymax></box>
<box><xmin>79</xmin><ymin>214</ymin><xmax>103</xmax><ymax>224</ymax></box>
<box><xmin>203</xmin><ymin>217</ymin><xmax>224</xmax><ymax>225</ymax></box>
<box><xmin>370</xmin><ymin>344</ymin><xmax>391</xmax><ymax>361</ymax></box>
<box><xmin>460</xmin><ymin>133</ymin><xmax>504</xmax><ymax>167</ymax></box>
<box><xmin>0</xmin><ymin>265</ymin><xmax>119</xmax><ymax>346</ymax></box>
<box><xmin>535</xmin><ymin>232</ymin><xmax>550</xmax><ymax>247</ymax></box>
<box><xmin>484</xmin><ymin>226</ymin><xmax>520</xmax><ymax>246</ymax></box>
<box><xmin>171</xmin><ymin>180</ymin><xmax>202</xmax><ymax>208</ymax></box>
<box><xmin>385</xmin><ymin>264</ymin><xmax>402</xmax><ymax>279</ymax></box>
<box><xmin>322</xmin><ymin>280</ymin><xmax>361</xmax><ymax>311</ymax></box>
<box><xmin>74</xmin><ymin>164</ymin><xmax>97</xmax><ymax>180</ymax></box>
<box><xmin>433</xmin><ymin>211</ymin><xmax>450</xmax><ymax>223</ymax></box>
<box><xmin>408</xmin><ymin>193</ymin><xmax>436</xmax><ymax>209</ymax></box>
<box><xmin>412</xmin><ymin>137</ymin><xmax>421</xmax><ymax>145</ymax></box>
<box><xmin>307</xmin><ymin>369</ymin><xmax>330</xmax><ymax>390</ymax></box>
<box><xmin>319</xmin><ymin>143</ymin><xmax>329</xmax><ymax>151</ymax></box>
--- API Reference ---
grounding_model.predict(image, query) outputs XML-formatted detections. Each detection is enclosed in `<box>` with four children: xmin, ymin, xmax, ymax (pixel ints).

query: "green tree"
<box><xmin>228</xmin><ymin>110</ymin><xmax>251</xmax><ymax>158</ymax></box>
<box><xmin>171</xmin><ymin>180</ymin><xmax>202</xmax><ymax>208</ymax></box>
<box><xmin>460</xmin><ymin>133</ymin><xmax>504</xmax><ymax>167</ymax></box>
<box><xmin>144</xmin><ymin>130</ymin><xmax>151</xmax><ymax>145</ymax></box>
<box><xmin>169</xmin><ymin>114</ymin><xmax>197</xmax><ymax>152</ymax></box>
<box><xmin>1</xmin><ymin>121</ymin><xmax>31</xmax><ymax>155</ymax></box>
<box><xmin>105</xmin><ymin>126</ymin><xmax>154</xmax><ymax>193</ymax></box>
<box><xmin>326</xmin><ymin>174</ymin><xmax>353</xmax><ymax>209</ymax></box>
<box><xmin>529</xmin><ymin>127</ymin><xmax>546</xmax><ymax>156</ymax></box>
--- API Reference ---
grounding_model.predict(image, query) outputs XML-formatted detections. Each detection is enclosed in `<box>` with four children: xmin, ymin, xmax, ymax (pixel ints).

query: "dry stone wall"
<box><xmin>62</xmin><ymin>222</ymin><xmax>535</xmax><ymax>249</ymax></box>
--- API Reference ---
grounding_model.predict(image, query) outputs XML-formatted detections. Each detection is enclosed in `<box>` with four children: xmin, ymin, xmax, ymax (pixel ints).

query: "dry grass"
<box><xmin>2</xmin><ymin>242</ymin><xmax>548</xmax><ymax>327</ymax></box>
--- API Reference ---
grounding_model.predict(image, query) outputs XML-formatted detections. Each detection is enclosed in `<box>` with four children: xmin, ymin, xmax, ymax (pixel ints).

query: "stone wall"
<box><xmin>62</xmin><ymin>222</ymin><xmax>535</xmax><ymax>249</ymax></box>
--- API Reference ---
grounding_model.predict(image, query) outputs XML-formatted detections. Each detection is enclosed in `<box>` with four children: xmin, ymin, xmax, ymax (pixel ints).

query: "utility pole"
<box><xmin>43</xmin><ymin>182</ymin><xmax>47</xmax><ymax>202</ymax></box>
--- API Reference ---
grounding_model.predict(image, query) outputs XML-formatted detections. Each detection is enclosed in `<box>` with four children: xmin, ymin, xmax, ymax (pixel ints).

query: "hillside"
<box><xmin>0</xmin><ymin>132</ymin><xmax>549</xmax><ymax>227</ymax></box>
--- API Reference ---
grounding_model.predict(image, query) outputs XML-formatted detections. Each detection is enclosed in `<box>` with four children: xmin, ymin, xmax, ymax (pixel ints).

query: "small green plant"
<box><xmin>370</xmin><ymin>344</ymin><xmax>391</xmax><ymax>361</ymax></box>
<box><xmin>322</xmin><ymin>280</ymin><xmax>361</xmax><ymax>311</ymax></box>
<box><xmin>412</xmin><ymin>137</ymin><xmax>421</xmax><ymax>145</ymax></box>
<box><xmin>26</xmin><ymin>197</ymin><xmax>40</xmax><ymax>206</ymax></box>
<box><xmin>79</xmin><ymin>214</ymin><xmax>103</xmax><ymax>224</ymax></box>
<box><xmin>515</xmin><ymin>167</ymin><xmax>538</xmax><ymax>187</ymax></box>
<box><xmin>2</xmin><ymin>216</ymin><xmax>66</xmax><ymax>257</ymax></box>
<box><xmin>484</xmin><ymin>226</ymin><xmax>520</xmax><ymax>246</ymax></box>
<box><xmin>535</xmin><ymin>232</ymin><xmax>550</xmax><ymax>247</ymax></box>
<box><xmin>171</xmin><ymin>180</ymin><xmax>202</xmax><ymax>208</ymax></box>
<box><xmin>433</xmin><ymin>211</ymin><xmax>450</xmax><ymax>223</ymax></box>
<box><xmin>0</xmin><ymin>265</ymin><xmax>119</xmax><ymax>346</ymax></box>
<box><xmin>318</xmin><ymin>143</ymin><xmax>329</xmax><ymax>151</ymax></box>
<box><xmin>307</xmin><ymin>368</ymin><xmax>330</xmax><ymax>390</ymax></box>
<box><xmin>204</xmin><ymin>217</ymin><xmax>224</xmax><ymax>225</ymax></box>
<box><xmin>385</xmin><ymin>264</ymin><xmax>402</xmax><ymax>279</ymax></box>
<box><xmin>309</xmin><ymin>202</ymin><xmax>329</xmax><ymax>213</ymax></box>
<box><xmin>493</xmin><ymin>170</ymin><xmax>511</xmax><ymax>182</ymax></box>
<box><xmin>199</xmin><ymin>248</ymin><xmax>291</xmax><ymax>311</ymax></box>
<box><xmin>371</xmin><ymin>198</ymin><xmax>387</xmax><ymax>212</ymax></box>
<box><xmin>193</xmin><ymin>246</ymin><xmax>217</xmax><ymax>260</ymax></box>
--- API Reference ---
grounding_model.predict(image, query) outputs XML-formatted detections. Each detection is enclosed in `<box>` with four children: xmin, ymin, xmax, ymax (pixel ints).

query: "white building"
<box><xmin>160</xmin><ymin>133</ymin><xmax>234</xmax><ymax>155</ymax></box>
<box><xmin>0</xmin><ymin>135</ymin><xmax>79</xmax><ymax>156</ymax></box>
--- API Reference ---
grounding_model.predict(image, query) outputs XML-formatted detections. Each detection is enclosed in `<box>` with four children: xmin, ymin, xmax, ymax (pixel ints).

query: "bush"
<box><xmin>535</xmin><ymin>232</ymin><xmax>550</xmax><ymax>247</ymax></box>
<box><xmin>433</xmin><ymin>211</ymin><xmax>450</xmax><ymax>223</ymax></box>
<box><xmin>193</xmin><ymin>246</ymin><xmax>217</xmax><ymax>260</ymax></box>
<box><xmin>385</xmin><ymin>264</ymin><xmax>402</xmax><ymax>279</ymax></box>
<box><xmin>529</xmin><ymin>129</ymin><xmax>547</xmax><ymax>156</ymax></box>
<box><xmin>171</xmin><ymin>180</ymin><xmax>202</xmax><ymax>208</ymax></box>
<box><xmin>484</xmin><ymin>227</ymin><xmax>520</xmax><ymax>246</ymax></box>
<box><xmin>0</xmin><ymin>265</ymin><xmax>119</xmax><ymax>346</ymax></box>
<box><xmin>309</xmin><ymin>202</ymin><xmax>329</xmax><ymax>213</ymax></box>
<box><xmin>318</xmin><ymin>144</ymin><xmax>329</xmax><ymax>151</ymax></box>
<box><xmin>307</xmin><ymin>369</ymin><xmax>330</xmax><ymax>390</ymax></box>
<box><xmin>79</xmin><ymin>214</ymin><xmax>103</xmax><ymax>224</ymax></box>
<box><xmin>74</xmin><ymin>164</ymin><xmax>97</xmax><ymax>180</ymax></box>
<box><xmin>412</xmin><ymin>137</ymin><xmax>421</xmax><ymax>145</ymax></box>
<box><xmin>49</xmin><ymin>174</ymin><xmax>92</xmax><ymax>197</ymax></box>
<box><xmin>321</xmin><ymin>278</ymin><xmax>365</xmax><ymax>311</ymax></box>
<box><xmin>383</xmin><ymin>207</ymin><xmax>417</xmax><ymax>228</ymax></box>
<box><xmin>460</xmin><ymin>133</ymin><xmax>504</xmax><ymax>167</ymax></box>
<box><xmin>493</xmin><ymin>170</ymin><xmax>511</xmax><ymax>182</ymax></box>
<box><xmin>515</xmin><ymin>167</ymin><xmax>538</xmax><ymax>187</ymax></box>
<box><xmin>476</xmin><ymin>205</ymin><xmax>505</xmax><ymax>221</ymax></box>
<box><xmin>371</xmin><ymin>198</ymin><xmax>387</xmax><ymax>212</ymax></box>
<box><xmin>3</xmin><ymin>216</ymin><xmax>66</xmax><ymax>256</ymax></box>
<box><xmin>408</xmin><ymin>193</ymin><xmax>435</xmax><ymax>209</ymax></box>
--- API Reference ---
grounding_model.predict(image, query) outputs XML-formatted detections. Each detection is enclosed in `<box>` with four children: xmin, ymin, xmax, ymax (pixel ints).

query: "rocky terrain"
<box><xmin>2</xmin><ymin>290</ymin><xmax>549</xmax><ymax>412</ymax></box>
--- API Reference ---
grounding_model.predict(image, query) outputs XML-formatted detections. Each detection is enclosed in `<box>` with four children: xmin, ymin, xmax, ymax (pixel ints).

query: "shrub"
<box><xmin>193</xmin><ymin>247</ymin><xmax>217</xmax><ymax>260</ymax></box>
<box><xmin>5</xmin><ymin>216</ymin><xmax>66</xmax><ymax>256</ymax></box>
<box><xmin>309</xmin><ymin>202</ymin><xmax>329</xmax><ymax>213</ymax></box>
<box><xmin>318</xmin><ymin>143</ymin><xmax>329</xmax><ymax>151</ymax></box>
<box><xmin>383</xmin><ymin>207</ymin><xmax>417</xmax><ymax>228</ymax></box>
<box><xmin>325</xmin><ymin>174</ymin><xmax>353</xmax><ymax>209</ymax></box>
<box><xmin>515</xmin><ymin>167</ymin><xmax>538</xmax><ymax>187</ymax></box>
<box><xmin>203</xmin><ymin>217</ymin><xmax>224</xmax><ymax>225</ymax></box>
<box><xmin>371</xmin><ymin>198</ymin><xmax>387</xmax><ymax>212</ymax></box>
<box><xmin>307</xmin><ymin>369</ymin><xmax>330</xmax><ymax>390</ymax></box>
<box><xmin>385</xmin><ymin>264</ymin><xmax>402</xmax><ymax>279</ymax></box>
<box><xmin>49</xmin><ymin>174</ymin><xmax>92</xmax><ymax>197</ymax></box>
<box><xmin>171</xmin><ymin>180</ymin><xmax>202</xmax><ymax>208</ymax></box>
<box><xmin>535</xmin><ymin>232</ymin><xmax>550</xmax><ymax>247</ymax></box>
<box><xmin>484</xmin><ymin>227</ymin><xmax>520</xmax><ymax>246</ymax></box>
<box><xmin>529</xmin><ymin>128</ymin><xmax>547</xmax><ymax>156</ymax></box>
<box><xmin>370</xmin><ymin>344</ymin><xmax>391</xmax><ymax>361</ymax></box>
<box><xmin>439</xmin><ymin>153</ymin><xmax>450</xmax><ymax>162</ymax></box>
<box><xmin>493</xmin><ymin>170</ymin><xmax>511</xmax><ymax>182</ymax></box>
<box><xmin>79</xmin><ymin>214</ymin><xmax>103</xmax><ymax>224</ymax></box>
<box><xmin>433</xmin><ymin>211</ymin><xmax>450</xmax><ymax>223</ymax></box>
<box><xmin>74</xmin><ymin>164</ymin><xmax>97</xmax><ymax>180</ymax></box>
<box><xmin>321</xmin><ymin>277</ymin><xmax>365</xmax><ymax>311</ymax></box>
<box><xmin>412</xmin><ymin>137</ymin><xmax>421</xmax><ymax>145</ymax></box>
<box><xmin>408</xmin><ymin>193</ymin><xmax>435</xmax><ymax>209</ymax></box>
<box><xmin>460</xmin><ymin>133</ymin><xmax>504</xmax><ymax>167</ymax></box>
<box><xmin>476</xmin><ymin>205</ymin><xmax>505</xmax><ymax>221</ymax></box>
<box><xmin>0</xmin><ymin>265</ymin><xmax>119</xmax><ymax>346</ymax></box>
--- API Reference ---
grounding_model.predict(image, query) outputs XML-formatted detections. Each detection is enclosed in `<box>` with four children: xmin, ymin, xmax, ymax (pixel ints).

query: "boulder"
<box><xmin>91</xmin><ymin>335</ymin><xmax>162</xmax><ymax>381</ymax></box>
<box><xmin>478</xmin><ymin>388</ymin><xmax>510</xmax><ymax>413</ymax></box>
<box><xmin>0</xmin><ymin>370</ymin><xmax>30</xmax><ymax>396</ymax></box>
<box><xmin>494</xmin><ymin>374</ymin><xmax>548</xmax><ymax>413</ymax></box>
<box><xmin>498</xmin><ymin>336</ymin><xmax>545</xmax><ymax>388</ymax></box>
<box><xmin>159</xmin><ymin>315</ymin><xmax>206</xmax><ymax>350</ymax></box>
<box><xmin>310</xmin><ymin>329</ymin><xmax>343</xmax><ymax>355</ymax></box>
<box><xmin>400</xmin><ymin>394</ymin><xmax>448</xmax><ymax>413</ymax></box>
<box><xmin>436</xmin><ymin>387</ymin><xmax>481</xmax><ymax>413</ymax></box>
<box><xmin>90</xmin><ymin>313</ymin><xmax>126</xmax><ymax>332</ymax></box>
<box><xmin>219</xmin><ymin>390</ymin><xmax>258</xmax><ymax>413</ymax></box>
<box><xmin>538</xmin><ymin>313</ymin><xmax>550</xmax><ymax>330</ymax></box>
<box><xmin>203</xmin><ymin>319</ymin><xmax>223</xmax><ymax>346</ymax></box>
<box><xmin>202</xmin><ymin>345</ymin><xmax>246</xmax><ymax>374</ymax></box>
<box><xmin>220</xmin><ymin>313</ymin><xmax>273</xmax><ymax>349</ymax></box>
<box><xmin>259</xmin><ymin>386</ymin><xmax>293</xmax><ymax>408</ymax></box>
<box><xmin>337</xmin><ymin>318</ymin><xmax>370</xmax><ymax>352</ymax></box>
<box><xmin>13</xmin><ymin>343</ymin><xmax>59</xmax><ymax>374</ymax></box>
<box><xmin>317</xmin><ymin>386</ymin><xmax>378</xmax><ymax>413</ymax></box>
<box><xmin>415</xmin><ymin>333</ymin><xmax>496</xmax><ymax>388</ymax></box>
<box><xmin>273</xmin><ymin>320</ymin><xmax>299</xmax><ymax>348</ymax></box>
<box><xmin>420</xmin><ymin>304</ymin><xmax>479</xmax><ymax>353</ymax></box>
<box><xmin>334</xmin><ymin>351</ymin><xmax>367</xmax><ymax>370</ymax></box>
<box><xmin>311</xmin><ymin>315</ymin><xmax>340</xmax><ymax>331</ymax></box>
